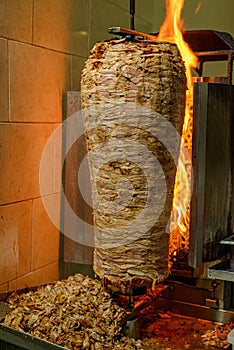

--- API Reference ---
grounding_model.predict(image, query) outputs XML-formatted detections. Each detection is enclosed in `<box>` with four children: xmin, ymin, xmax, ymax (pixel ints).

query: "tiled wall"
<box><xmin>0</xmin><ymin>0</ymin><xmax>76</xmax><ymax>292</ymax></box>
<box><xmin>1</xmin><ymin>0</ymin><xmax>232</xmax><ymax>293</ymax></box>
<box><xmin>0</xmin><ymin>0</ymin><xmax>156</xmax><ymax>292</ymax></box>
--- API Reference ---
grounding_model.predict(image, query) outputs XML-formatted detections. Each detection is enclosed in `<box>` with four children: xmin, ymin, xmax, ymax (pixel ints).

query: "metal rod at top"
<box><xmin>130</xmin><ymin>0</ymin><xmax>135</xmax><ymax>30</ymax></box>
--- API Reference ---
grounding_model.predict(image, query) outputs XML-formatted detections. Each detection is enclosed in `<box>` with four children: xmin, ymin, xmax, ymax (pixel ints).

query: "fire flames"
<box><xmin>158</xmin><ymin>0</ymin><xmax>198</xmax><ymax>264</ymax></box>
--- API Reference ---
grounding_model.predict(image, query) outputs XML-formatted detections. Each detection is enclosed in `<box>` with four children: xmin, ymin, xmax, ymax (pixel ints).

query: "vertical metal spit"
<box><xmin>130</xmin><ymin>0</ymin><xmax>135</xmax><ymax>30</ymax></box>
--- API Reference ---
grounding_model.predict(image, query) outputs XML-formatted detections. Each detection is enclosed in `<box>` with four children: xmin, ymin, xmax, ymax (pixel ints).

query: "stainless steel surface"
<box><xmin>183</xmin><ymin>30</ymin><xmax>234</xmax><ymax>52</ymax></box>
<box><xmin>205</xmin><ymin>298</ymin><xmax>219</xmax><ymax>309</ymax></box>
<box><xmin>164</xmin><ymin>281</ymin><xmax>211</xmax><ymax>306</ymax></box>
<box><xmin>0</xmin><ymin>302</ymin><xmax>11</xmax><ymax>321</ymax></box>
<box><xmin>161</xmin><ymin>280</ymin><xmax>234</xmax><ymax>323</ymax></box>
<box><xmin>154</xmin><ymin>298</ymin><xmax>234</xmax><ymax>324</ymax></box>
<box><xmin>208</xmin><ymin>260</ymin><xmax>234</xmax><ymax>282</ymax></box>
<box><xmin>124</xmin><ymin>319</ymin><xmax>140</xmax><ymax>339</ymax></box>
<box><xmin>189</xmin><ymin>83</ymin><xmax>234</xmax><ymax>267</ymax></box>
<box><xmin>220</xmin><ymin>235</ymin><xmax>234</xmax><ymax>245</ymax></box>
<box><xmin>189</xmin><ymin>83</ymin><xmax>208</xmax><ymax>268</ymax></box>
<box><xmin>183</xmin><ymin>30</ymin><xmax>234</xmax><ymax>83</ymax></box>
<box><xmin>194</xmin><ymin>51</ymin><xmax>234</xmax><ymax>84</ymax></box>
<box><xmin>0</xmin><ymin>324</ymin><xmax>65</xmax><ymax>350</ymax></box>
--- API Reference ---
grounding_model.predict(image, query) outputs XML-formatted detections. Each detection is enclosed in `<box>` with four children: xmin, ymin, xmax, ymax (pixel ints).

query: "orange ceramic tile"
<box><xmin>9</xmin><ymin>41</ymin><xmax>71</xmax><ymax>123</ymax></box>
<box><xmin>8</xmin><ymin>261</ymin><xmax>59</xmax><ymax>291</ymax></box>
<box><xmin>0</xmin><ymin>282</ymin><xmax>9</xmax><ymax>293</ymax></box>
<box><xmin>31</xmin><ymin>196</ymin><xmax>60</xmax><ymax>270</ymax></box>
<box><xmin>0</xmin><ymin>0</ymin><xmax>33</xmax><ymax>42</ymax></box>
<box><xmin>0</xmin><ymin>201</ymin><xmax>32</xmax><ymax>285</ymax></box>
<box><xmin>0</xmin><ymin>122</ymin><xmax>61</xmax><ymax>205</ymax></box>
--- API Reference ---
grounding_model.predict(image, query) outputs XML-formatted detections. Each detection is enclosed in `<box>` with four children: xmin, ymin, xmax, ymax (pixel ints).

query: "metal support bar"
<box><xmin>228</xmin><ymin>52</ymin><xmax>234</xmax><ymax>84</ymax></box>
<box><xmin>189</xmin><ymin>83</ymin><xmax>209</xmax><ymax>268</ymax></box>
<box><xmin>130</xmin><ymin>0</ymin><xmax>135</xmax><ymax>30</ymax></box>
<box><xmin>154</xmin><ymin>298</ymin><xmax>234</xmax><ymax>324</ymax></box>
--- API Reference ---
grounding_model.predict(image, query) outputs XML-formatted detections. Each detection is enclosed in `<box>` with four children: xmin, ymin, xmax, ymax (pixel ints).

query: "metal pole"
<box><xmin>130</xmin><ymin>0</ymin><xmax>135</xmax><ymax>30</ymax></box>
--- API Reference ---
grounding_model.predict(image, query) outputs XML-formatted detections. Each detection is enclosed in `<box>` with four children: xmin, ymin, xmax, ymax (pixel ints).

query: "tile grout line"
<box><xmin>30</xmin><ymin>198</ymin><xmax>34</xmax><ymax>272</ymax></box>
<box><xmin>0</xmin><ymin>191</ymin><xmax>63</xmax><ymax>208</ymax></box>
<box><xmin>4</xmin><ymin>37</ymin><xmax>87</xmax><ymax>59</ymax></box>
<box><xmin>8</xmin><ymin>261</ymin><xmax>59</xmax><ymax>291</ymax></box>
<box><xmin>0</xmin><ymin>121</ymin><xmax>63</xmax><ymax>125</ymax></box>
<box><xmin>32</xmin><ymin>0</ymin><xmax>35</xmax><ymax>44</ymax></box>
<box><xmin>7</xmin><ymin>39</ymin><xmax>11</xmax><ymax>122</ymax></box>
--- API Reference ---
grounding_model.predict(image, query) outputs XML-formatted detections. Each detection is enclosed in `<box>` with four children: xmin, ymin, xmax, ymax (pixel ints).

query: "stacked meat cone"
<box><xmin>81</xmin><ymin>38</ymin><xmax>186</xmax><ymax>294</ymax></box>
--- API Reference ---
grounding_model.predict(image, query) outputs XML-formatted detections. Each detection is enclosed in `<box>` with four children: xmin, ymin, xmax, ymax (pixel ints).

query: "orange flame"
<box><xmin>158</xmin><ymin>0</ymin><xmax>198</xmax><ymax>261</ymax></box>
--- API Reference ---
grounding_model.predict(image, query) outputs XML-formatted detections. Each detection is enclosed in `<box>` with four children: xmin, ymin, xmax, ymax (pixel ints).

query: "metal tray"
<box><xmin>0</xmin><ymin>288</ymin><xmax>66</xmax><ymax>350</ymax></box>
<box><xmin>0</xmin><ymin>324</ymin><xmax>65</xmax><ymax>350</ymax></box>
<box><xmin>208</xmin><ymin>260</ymin><xmax>234</xmax><ymax>282</ymax></box>
<box><xmin>220</xmin><ymin>235</ymin><xmax>234</xmax><ymax>245</ymax></box>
